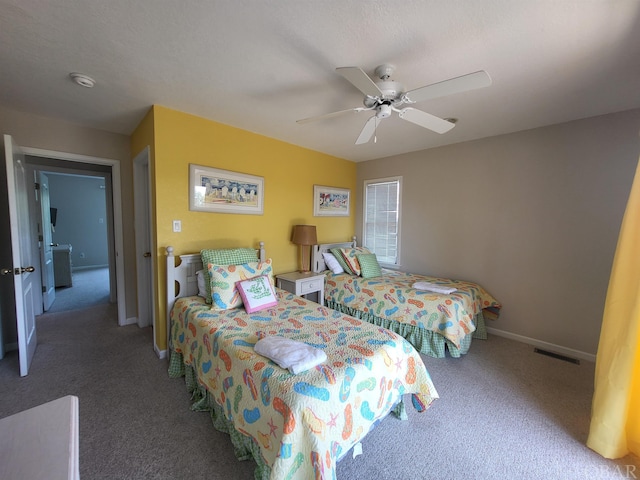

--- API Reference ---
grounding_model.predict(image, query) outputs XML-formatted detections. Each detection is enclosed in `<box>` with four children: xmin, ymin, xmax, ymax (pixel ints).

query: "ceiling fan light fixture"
<box><xmin>69</xmin><ymin>72</ymin><xmax>96</xmax><ymax>88</ymax></box>
<box><xmin>376</xmin><ymin>104</ymin><xmax>392</xmax><ymax>119</ymax></box>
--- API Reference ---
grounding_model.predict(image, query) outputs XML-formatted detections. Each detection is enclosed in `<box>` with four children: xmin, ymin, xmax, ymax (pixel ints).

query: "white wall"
<box><xmin>356</xmin><ymin>108</ymin><xmax>640</xmax><ymax>356</ymax></box>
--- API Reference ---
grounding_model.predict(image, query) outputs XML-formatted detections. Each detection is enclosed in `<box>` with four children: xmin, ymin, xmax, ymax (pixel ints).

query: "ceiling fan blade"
<box><xmin>404</xmin><ymin>70</ymin><xmax>492</xmax><ymax>103</ymax></box>
<box><xmin>355</xmin><ymin>116</ymin><xmax>378</xmax><ymax>144</ymax></box>
<box><xmin>398</xmin><ymin>108</ymin><xmax>456</xmax><ymax>134</ymax></box>
<box><xmin>336</xmin><ymin>67</ymin><xmax>383</xmax><ymax>98</ymax></box>
<box><xmin>296</xmin><ymin>107</ymin><xmax>370</xmax><ymax>124</ymax></box>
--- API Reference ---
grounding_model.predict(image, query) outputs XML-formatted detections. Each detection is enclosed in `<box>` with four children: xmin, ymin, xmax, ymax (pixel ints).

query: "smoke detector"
<box><xmin>69</xmin><ymin>72</ymin><xmax>96</xmax><ymax>88</ymax></box>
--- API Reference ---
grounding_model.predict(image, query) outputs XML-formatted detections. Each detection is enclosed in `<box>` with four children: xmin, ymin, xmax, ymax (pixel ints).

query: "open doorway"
<box><xmin>26</xmin><ymin>157</ymin><xmax>116</xmax><ymax>315</ymax></box>
<box><xmin>45</xmin><ymin>172</ymin><xmax>111</xmax><ymax>313</ymax></box>
<box><xmin>1</xmin><ymin>138</ymin><xmax>129</xmax><ymax>376</ymax></box>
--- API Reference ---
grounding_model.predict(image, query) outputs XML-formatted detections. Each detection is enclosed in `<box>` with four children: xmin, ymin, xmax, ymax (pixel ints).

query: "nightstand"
<box><xmin>276</xmin><ymin>271</ymin><xmax>325</xmax><ymax>305</ymax></box>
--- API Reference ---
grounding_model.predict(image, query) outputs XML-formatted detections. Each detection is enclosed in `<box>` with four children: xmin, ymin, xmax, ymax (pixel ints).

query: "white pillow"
<box><xmin>236</xmin><ymin>275</ymin><xmax>278</xmax><ymax>313</ymax></box>
<box><xmin>196</xmin><ymin>269</ymin><xmax>207</xmax><ymax>298</ymax></box>
<box><xmin>322</xmin><ymin>252</ymin><xmax>344</xmax><ymax>274</ymax></box>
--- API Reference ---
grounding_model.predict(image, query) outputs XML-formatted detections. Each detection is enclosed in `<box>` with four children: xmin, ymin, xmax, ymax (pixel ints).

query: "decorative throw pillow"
<box><xmin>200</xmin><ymin>248</ymin><xmax>259</xmax><ymax>304</ymax></box>
<box><xmin>337</xmin><ymin>247</ymin><xmax>371</xmax><ymax>276</ymax></box>
<box><xmin>330</xmin><ymin>247</ymin><xmax>354</xmax><ymax>274</ymax></box>
<box><xmin>357</xmin><ymin>253</ymin><xmax>382</xmax><ymax>278</ymax></box>
<box><xmin>237</xmin><ymin>275</ymin><xmax>278</xmax><ymax>313</ymax></box>
<box><xmin>195</xmin><ymin>269</ymin><xmax>207</xmax><ymax>298</ymax></box>
<box><xmin>322</xmin><ymin>252</ymin><xmax>344</xmax><ymax>274</ymax></box>
<box><xmin>208</xmin><ymin>259</ymin><xmax>273</xmax><ymax>310</ymax></box>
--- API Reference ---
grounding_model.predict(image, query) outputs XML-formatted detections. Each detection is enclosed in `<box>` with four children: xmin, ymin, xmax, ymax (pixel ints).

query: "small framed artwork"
<box><xmin>189</xmin><ymin>164</ymin><xmax>264</xmax><ymax>215</ymax></box>
<box><xmin>313</xmin><ymin>185</ymin><xmax>350</xmax><ymax>217</ymax></box>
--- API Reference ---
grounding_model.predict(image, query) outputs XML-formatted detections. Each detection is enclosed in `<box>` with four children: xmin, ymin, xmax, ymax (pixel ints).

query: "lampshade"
<box><xmin>291</xmin><ymin>225</ymin><xmax>317</xmax><ymax>246</ymax></box>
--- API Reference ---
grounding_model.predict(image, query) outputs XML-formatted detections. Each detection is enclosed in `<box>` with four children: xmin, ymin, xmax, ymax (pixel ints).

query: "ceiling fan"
<box><xmin>297</xmin><ymin>64</ymin><xmax>492</xmax><ymax>145</ymax></box>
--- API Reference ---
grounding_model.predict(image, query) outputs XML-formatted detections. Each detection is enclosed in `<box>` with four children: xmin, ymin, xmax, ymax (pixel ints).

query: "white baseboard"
<box><xmin>486</xmin><ymin>327</ymin><xmax>596</xmax><ymax>363</ymax></box>
<box><xmin>121</xmin><ymin>316</ymin><xmax>137</xmax><ymax>326</ymax></box>
<box><xmin>155</xmin><ymin>345</ymin><xmax>167</xmax><ymax>359</ymax></box>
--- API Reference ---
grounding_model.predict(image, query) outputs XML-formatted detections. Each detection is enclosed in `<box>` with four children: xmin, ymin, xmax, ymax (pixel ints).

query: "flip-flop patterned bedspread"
<box><xmin>325</xmin><ymin>270</ymin><xmax>502</xmax><ymax>349</ymax></box>
<box><xmin>170</xmin><ymin>290</ymin><xmax>438</xmax><ymax>480</ymax></box>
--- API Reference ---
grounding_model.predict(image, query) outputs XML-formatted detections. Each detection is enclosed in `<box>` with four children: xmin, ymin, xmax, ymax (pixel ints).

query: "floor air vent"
<box><xmin>534</xmin><ymin>348</ymin><xmax>580</xmax><ymax>365</ymax></box>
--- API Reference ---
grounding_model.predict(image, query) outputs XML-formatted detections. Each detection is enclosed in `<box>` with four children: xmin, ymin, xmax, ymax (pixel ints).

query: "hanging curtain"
<box><xmin>587</xmin><ymin>157</ymin><xmax>640</xmax><ymax>458</ymax></box>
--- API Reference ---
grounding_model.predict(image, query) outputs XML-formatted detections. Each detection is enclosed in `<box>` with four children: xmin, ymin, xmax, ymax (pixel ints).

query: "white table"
<box><xmin>276</xmin><ymin>271</ymin><xmax>326</xmax><ymax>305</ymax></box>
<box><xmin>0</xmin><ymin>395</ymin><xmax>80</xmax><ymax>480</ymax></box>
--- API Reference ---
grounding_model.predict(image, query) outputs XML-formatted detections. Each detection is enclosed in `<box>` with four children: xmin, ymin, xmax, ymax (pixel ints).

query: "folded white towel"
<box><xmin>412</xmin><ymin>281</ymin><xmax>457</xmax><ymax>294</ymax></box>
<box><xmin>254</xmin><ymin>336</ymin><xmax>327</xmax><ymax>374</ymax></box>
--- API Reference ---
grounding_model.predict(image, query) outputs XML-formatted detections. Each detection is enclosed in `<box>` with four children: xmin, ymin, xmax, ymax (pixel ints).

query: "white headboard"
<box><xmin>311</xmin><ymin>237</ymin><xmax>357</xmax><ymax>273</ymax></box>
<box><xmin>165</xmin><ymin>242</ymin><xmax>266</xmax><ymax>342</ymax></box>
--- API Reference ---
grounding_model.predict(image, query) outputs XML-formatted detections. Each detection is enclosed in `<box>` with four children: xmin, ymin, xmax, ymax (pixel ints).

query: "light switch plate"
<box><xmin>172</xmin><ymin>220</ymin><xmax>181</xmax><ymax>232</ymax></box>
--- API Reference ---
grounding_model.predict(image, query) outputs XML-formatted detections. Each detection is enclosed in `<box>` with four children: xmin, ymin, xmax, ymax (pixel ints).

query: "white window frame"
<box><xmin>362</xmin><ymin>176</ymin><xmax>402</xmax><ymax>268</ymax></box>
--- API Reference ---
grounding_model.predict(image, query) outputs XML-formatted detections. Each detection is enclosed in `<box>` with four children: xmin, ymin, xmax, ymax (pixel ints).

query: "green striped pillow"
<box><xmin>330</xmin><ymin>247</ymin><xmax>354</xmax><ymax>274</ymax></box>
<box><xmin>200</xmin><ymin>248</ymin><xmax>259</xmax><ymax>303</ymax></box>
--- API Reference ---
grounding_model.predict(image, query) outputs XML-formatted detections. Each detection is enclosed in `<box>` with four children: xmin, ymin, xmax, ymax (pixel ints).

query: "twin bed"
<box><xmin>166</xmin><ymin>244</ymin><xmax>438</xmax><ymax>480</ymax></box>
<box><xmin>312</xmin><ymin>240</ymin><xmax>501</xmax><ymax>358</ymax></box>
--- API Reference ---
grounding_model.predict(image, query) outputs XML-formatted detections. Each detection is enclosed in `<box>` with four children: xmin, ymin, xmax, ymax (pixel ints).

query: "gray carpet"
<box><xmin>46</xmin><ymin>266</ymin><xmax>110</xmax><ymax>313</ymax></box>
<box><xmin>0</xmin><ymin>305</ymin><xmax>638</xmax><ymax>479</ymax></box>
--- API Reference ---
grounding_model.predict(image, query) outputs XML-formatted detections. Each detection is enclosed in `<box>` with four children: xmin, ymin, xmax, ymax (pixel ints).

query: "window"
<box><xmin>363</xmin><ymin>176</ymin><xmax>401</xmax><ymax>266</ymax></box>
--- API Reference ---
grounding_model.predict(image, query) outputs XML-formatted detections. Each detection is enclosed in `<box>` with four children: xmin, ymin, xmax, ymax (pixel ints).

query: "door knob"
<box><xmin>143</xmin><ymin>252</ymin><xmax>151</xmax><ymax>258</ymax></box>
<box><xmin>2</xmin><ymin>266</ymin><xmax>35</xmax><ymax>275</ymax></box>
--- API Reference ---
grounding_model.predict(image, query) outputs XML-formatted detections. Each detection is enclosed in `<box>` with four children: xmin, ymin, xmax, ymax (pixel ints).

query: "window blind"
<box><xmin>363</xmin><ymin>178</ymin><xmax>400</xmax><ymax>265</ymax></box>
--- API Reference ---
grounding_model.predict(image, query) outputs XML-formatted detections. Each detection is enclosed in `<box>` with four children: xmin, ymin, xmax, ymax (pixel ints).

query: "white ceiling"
<box><xmin>1</xmin><ymin>1</ymin><xmax>639</xmax><ymax>162</ymax></box>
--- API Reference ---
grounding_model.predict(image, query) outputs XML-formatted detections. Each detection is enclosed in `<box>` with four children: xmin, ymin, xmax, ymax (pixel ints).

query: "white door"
<box><xmin>39</xmin><ymin>172</ymin><xmax>56</xmax><ymax>311</ymax></box>
<box><xmin>133</xmin><ymin>147</ymin><xmax>154</xmax><ymax>330</ymax></box>
<box><xmin>3</xmin><ymin>134</ymin><xmax>37</xmax><ymax>376</ymax></box>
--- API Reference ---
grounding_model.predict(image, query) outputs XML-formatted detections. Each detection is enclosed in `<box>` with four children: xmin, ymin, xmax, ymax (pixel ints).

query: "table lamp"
<box><xmin>291</xmin><ymin>225</ymin><xmax>317</xmax><ymax>273</ymax></box>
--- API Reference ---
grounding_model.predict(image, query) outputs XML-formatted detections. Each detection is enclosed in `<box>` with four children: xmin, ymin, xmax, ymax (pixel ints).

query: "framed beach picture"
<box><xmin>189</xmin><ymin>164</ymin><xmax>264</xmax><ymax>214</ymax></box>
<box><xmin>313</xmin><ymin>185</ymin><xmax>350</xmax><ymax>217</ymax></box>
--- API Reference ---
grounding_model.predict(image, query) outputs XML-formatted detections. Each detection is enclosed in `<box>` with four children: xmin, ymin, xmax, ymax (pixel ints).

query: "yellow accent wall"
<box><xmin>132</xmin><ymin>105</ymin><xmax>356</xmax><ymax>351</ymax></box>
